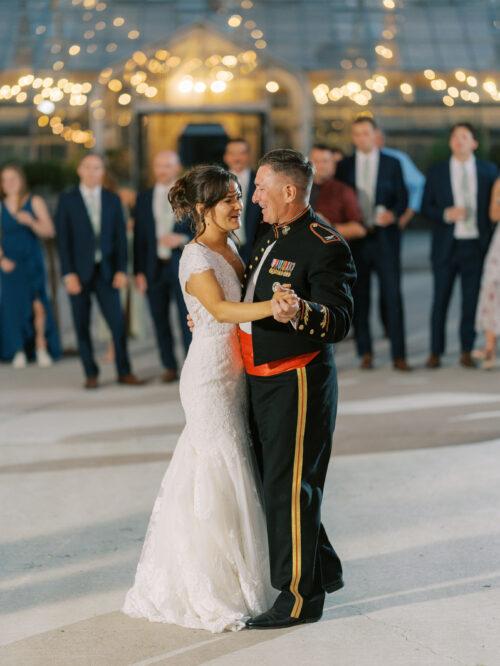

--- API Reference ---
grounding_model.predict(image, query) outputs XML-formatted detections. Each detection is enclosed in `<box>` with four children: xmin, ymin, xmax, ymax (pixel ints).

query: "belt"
<box><xmin>238</xmin><ymin>329</ymin><xmax>319</xmax><ymax>377</ymax></box>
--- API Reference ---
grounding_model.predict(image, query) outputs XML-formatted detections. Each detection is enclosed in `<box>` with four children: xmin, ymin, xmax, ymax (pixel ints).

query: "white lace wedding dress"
<box><xmin>122</xmin><ymin>240</ymin><xmax>274</xmax><ymax>633</ymax></box>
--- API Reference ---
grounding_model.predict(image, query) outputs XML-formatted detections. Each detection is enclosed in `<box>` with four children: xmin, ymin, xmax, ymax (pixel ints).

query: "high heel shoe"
<box><xmin>482</xmin><ymin>350</ymin><xmax>496</xmax><ymax>370</ymax></box>
<box><xmin>12</xmin><ymin>351</ymin><xmax>27</xmax><ymax>368</ymax></box>
<box><xmin>36</xmin><ymin>348</ymin><xmax>53</xmax><ymax>368</ymax></box>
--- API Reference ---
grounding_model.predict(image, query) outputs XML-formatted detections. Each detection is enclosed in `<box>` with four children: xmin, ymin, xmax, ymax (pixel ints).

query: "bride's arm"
<box><xmin>186</xmin><ymin>269</ymin><xmax>295</xmax><ymax>324</ymax></box>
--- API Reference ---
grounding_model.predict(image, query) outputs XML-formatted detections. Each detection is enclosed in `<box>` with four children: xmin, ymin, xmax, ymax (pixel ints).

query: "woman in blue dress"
<box><xmin>0</xmin><ymin>164</ymin><xmax>61</xmax><ymax>367</ymax></box>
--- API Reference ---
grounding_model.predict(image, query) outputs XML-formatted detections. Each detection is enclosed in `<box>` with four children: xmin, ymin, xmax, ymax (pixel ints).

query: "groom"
<box><xmin>240</xmin><ymin>149</ymin><xmax>356</xmax><ymax>629</ymax></box>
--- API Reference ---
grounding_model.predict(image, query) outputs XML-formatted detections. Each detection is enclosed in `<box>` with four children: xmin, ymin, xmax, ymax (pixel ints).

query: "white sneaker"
<box><xmin>36</xmin><ymin>348</ymin><xmax>53</xmax><ymax>368</ymax></box>
<box><xmin>12</xmin><ymin>351</ymin><xmax>27</xmax><ymax>369</ymax></box>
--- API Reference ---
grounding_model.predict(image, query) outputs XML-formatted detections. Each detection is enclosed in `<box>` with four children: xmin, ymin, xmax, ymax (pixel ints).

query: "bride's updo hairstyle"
<box><xmin>169</xmin><ymin>164</ymin><xmax>239</xmax><ymax>240</ymax></box>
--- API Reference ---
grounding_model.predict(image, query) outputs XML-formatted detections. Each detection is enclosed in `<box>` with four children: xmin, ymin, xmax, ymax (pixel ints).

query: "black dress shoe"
<box><xmin>117</xmin><ymin>373</ymin><xmax>145</xmax><ymax>386</ymax></box>
<box><xmin>246</xmin><ymin>607</ymin><xmax>322</xmax><ymax>630</ymax></box>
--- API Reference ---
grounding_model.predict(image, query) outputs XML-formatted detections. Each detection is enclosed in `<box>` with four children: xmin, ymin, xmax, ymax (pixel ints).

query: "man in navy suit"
<box><xmin>134</xmin><ymin>151</ymin><xmax>192</xmax><ymax>382</ymax></box>
<box><xmin>422</xmin><ymin>123</ymin><xmax>498</xmax><ymax>368</ymax></box>
<box><xmin>55</xmin><ymin>154</ymin><xmax>142</xmax><ymax>389</ymax></box>
<box><xmin>223</xmin><ymin>138</ymin><xmax>262</xmax><ymax>263</ymax></box>
<box><xmin>336</xmin><ymin>117</ymin><xmax>409</xmax><ymax>371</ymax></box>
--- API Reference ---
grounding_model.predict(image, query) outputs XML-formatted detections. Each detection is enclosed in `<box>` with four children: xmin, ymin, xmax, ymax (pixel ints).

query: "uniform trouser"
<box><xmin>69</xmin><ymin>264</ymin><xmax>131</xmax><ymax>378</ymax></box>
<box><xmin>430</xmin><ymin>239</ymin><xmax>483</xmax><ymax>356</ymax></box>
<box><xmin>247</xmin><ymin>351</ymin><xmax>343</xmax><ymax>619</ymax></box>
<box><xmin>351</xmin><ymin>235</ymin><xmax>406</xmax><ymax>360</ymax></box>
<box><xmin>146</xmin><ymin>260</ymin><xmax>191</xmax><ymax>371</ymax></box>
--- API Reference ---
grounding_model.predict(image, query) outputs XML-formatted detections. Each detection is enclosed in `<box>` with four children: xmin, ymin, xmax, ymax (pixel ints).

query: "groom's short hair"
<box><xmin>259</xmin><ymin>149</ymin><xmax>314</xmax><ymax>196</ymax></box>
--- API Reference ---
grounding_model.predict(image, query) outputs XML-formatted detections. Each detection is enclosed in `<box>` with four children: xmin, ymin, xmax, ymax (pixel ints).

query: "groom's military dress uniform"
<box><xmin>239</xmin><ymin>206</ymin><xmax>356</xmax><ymax>622</ymax></box>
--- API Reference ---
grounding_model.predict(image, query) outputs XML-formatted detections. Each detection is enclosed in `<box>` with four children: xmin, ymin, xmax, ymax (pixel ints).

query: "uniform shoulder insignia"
<box><xmin>309</xmin><ymin>221</ymin><xmax>341</xmax><ymax>244</ymax></box>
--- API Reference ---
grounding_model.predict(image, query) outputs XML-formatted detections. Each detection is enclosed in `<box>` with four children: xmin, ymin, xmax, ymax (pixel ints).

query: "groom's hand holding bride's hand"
<box><xmin>271</xmin><ymin>284</ymin><xmax>300</xmax><ymax>324</ymax></box>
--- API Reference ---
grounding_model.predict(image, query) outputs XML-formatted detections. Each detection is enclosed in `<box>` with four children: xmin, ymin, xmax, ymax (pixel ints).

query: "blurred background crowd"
<box><xmin>0</xmin><ymin>0</ymin><xmax>499</xmax><ymax>386</ymax></box>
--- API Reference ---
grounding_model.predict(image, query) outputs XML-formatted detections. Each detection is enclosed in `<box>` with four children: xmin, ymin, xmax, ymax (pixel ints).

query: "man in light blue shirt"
<box><xmin>377</xmin><ymin>130</ymin><xmax>425</xmax><ymax>227</ymax></box>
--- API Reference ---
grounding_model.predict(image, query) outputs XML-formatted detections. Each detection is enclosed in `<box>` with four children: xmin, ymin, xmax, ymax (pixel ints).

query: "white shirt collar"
<box><xmin>451</xmin><ymin>155</ymin><xmax>475</xmax><ymax>171</ymax></box>
<box><xmin>80</xmin><ymin>184</ymin><xmax>101</xmax><ymax>198</ymax></box>
<box><xmin>154</xmin><ymin>181</ymin><xmax>175</xmax><ymax>193</ymax></box>
<box><xmin>232</xmin><ymin>167</ymin><xmax>251</xmax><ymax>178</ymax></box>
<box><xmin>356</xmin><ymin>148</ymin><xmax>379</xmax><ymax>161</ymax></box>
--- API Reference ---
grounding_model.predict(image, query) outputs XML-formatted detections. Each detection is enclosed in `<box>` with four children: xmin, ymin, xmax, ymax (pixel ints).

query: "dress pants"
<box><xmin>69</xmin><ymin>264</ymin><xmax>131</xmax><ymax>378</ymax></box>
<box><xmin>146</xmin><ymin>259</ymin><xmax>191</xmax><ymax>371</ymax></box>
<box><xmin>430</xmin><ymin>239</ymin><xmax>483</xmax><ymax>356</ymax></box>
<box><xmin>247</xmin><ymin>350</ymin><xmax>343</xmax><ymax>619</ymax></box>
<box><xmin>351</xmin><ymin>233</ymin><xmax>406</xmax><ymax>360</ymax></box>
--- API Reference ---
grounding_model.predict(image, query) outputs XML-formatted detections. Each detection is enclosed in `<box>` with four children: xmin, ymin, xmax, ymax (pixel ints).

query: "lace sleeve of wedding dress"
<box><xmin>179</xmin><ymin>242</ymin><xmax>214</xmax><ymax>292</ymax></box>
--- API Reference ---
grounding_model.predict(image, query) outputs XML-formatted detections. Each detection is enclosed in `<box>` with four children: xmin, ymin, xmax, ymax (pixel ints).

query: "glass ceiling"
<box><xmin>0</xmin><ymin>0</ymin><xmax>497</xmax><ymax>74</ymax></box>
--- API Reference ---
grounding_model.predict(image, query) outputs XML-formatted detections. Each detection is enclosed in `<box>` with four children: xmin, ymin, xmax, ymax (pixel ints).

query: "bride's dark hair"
<box><xmin>169</xmin><ymin>164</ymin><xmax>239</xmax><ymax>240</ymax></box>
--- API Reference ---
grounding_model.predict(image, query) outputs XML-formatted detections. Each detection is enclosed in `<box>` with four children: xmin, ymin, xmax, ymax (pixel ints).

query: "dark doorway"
<box><xmin>178</xmin><ymin>123</ymin><xmax>228</xmax><ymax>167</ymax></box>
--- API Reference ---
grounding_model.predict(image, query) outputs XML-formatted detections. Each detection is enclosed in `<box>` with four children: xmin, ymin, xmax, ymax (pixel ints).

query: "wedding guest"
<box><xmin>309</xmin><ymin>144</ymin><xmax>366</xmax><ymax>241</ymax></box>
<box><xmin>55</xmin><ymin>153</ymin><xmax>143</xmax><ymax>388</ymax></box>
<box><xmin>422</xmin><ymin>123</ymin><xmax>498</xmax><ymax>368</ymax></box>
<box><xmin>474</xmin><ymin>178</ymin><xmax>500</xmax><ymax>369</ymax></box>
<box><xmin>336</xmin><ymin>116</ymin><xmax>409</xmax><ymax>370</ymax></box>
<box><xmin>97</xmin><ymin>176</ymin><xmax>144</xmax><ymax>363</ymax></box>
<box><xmin>376</xmin><ymin>129</ymin><xmax>425</xmax><ymax>228</ymax></box>
<box><xmin>223</xmin><ymin>137</ymin><xmax>262</xmax><ymax>262</ymax></box>
<box><xmin>373</xmin><ymin>130</ymin><xmax>426</xmax><ymax>337</ymax></box>
<box><xmin>133</xmin><ymin>150</ymin><xmax>191</xmax><ymax>382</ymax></box>
<box><xmin>0</xmin><ymin>164</ymin><xmax>60</xmax><ymax>367</ymax></box>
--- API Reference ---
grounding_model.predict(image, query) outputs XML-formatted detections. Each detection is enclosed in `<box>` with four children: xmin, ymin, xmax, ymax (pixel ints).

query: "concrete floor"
<box><xmin>1</xmin><ymin>231</ymin><xmax>500</xmax><ymax>665</ymax></box>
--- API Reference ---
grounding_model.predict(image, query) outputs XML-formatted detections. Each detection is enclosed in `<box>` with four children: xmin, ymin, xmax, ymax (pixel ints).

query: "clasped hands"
<box><xmin>158</xmin><ymin>233</ymin><xmax>186</xmax><ymax>249</ymax></box>
<box><xmin>444</xmin><ymin>206</ymin><xmax>468</xmax><ymax>223</ymax></box>
<box><xmin>375</xmin><ymin>209</ymin><xmax>396</xmax><ymax>227</ymax></box>
<box><xmin>64</xmin><ymin>271</ymin><xmax>127</xmax><ymax>295</ymax></box>
<box><xmin>271</xmin><ymin>283</ymin><xmax>300</xmax><ymax>324</ymax></box>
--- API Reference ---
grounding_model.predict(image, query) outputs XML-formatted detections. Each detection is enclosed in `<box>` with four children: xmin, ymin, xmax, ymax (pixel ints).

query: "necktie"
<box><xmin>358</xmin><ymin>156</ymin><xmax>373</xmax><ymax>227</ymax></box>
<box><xmin>157</xmin><ymin>188</ymin><xmax>174</xmax><ymax>260</ymax></box>
<box><xmin>461</xmin><ymin>163</ymin><xmax>474</xmax><ymax>229</ymax></box>
<box><xmin>87</xmin><ymin>190</ymin><xmax>101</xmax><ymax>259</ymax></box>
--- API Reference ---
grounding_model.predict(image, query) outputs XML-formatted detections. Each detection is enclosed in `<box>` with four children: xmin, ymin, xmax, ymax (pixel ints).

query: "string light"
<box><xmin>266</xmin><ymin>81</ymin><xmax>279</xmax><ymax>93</ymax></box>
<box><xmin>210</xmin><ymin>80</ymin><xmax>227</xmax><ymax>93</ymax></box>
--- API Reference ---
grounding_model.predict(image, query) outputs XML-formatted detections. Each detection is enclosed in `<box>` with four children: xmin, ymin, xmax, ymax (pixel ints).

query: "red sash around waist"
<box><xmin>238</xmin><ymin>329</ymin><xmax>319</xmax><ymax>377</ymax></box>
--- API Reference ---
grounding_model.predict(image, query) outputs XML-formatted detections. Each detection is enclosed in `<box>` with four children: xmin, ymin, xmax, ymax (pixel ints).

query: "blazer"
<box><xmin>336</xmin><ymin>152</ymin><xmax>408</xmax><ymax>246</ymax></box>
<box><xmin>55</xmin><ymin>186</ymin><xmax>127</xmax><ymax>285</ymax></box>
<box><xmin>133</xmin><ymin>188</ymin><xmax>193</xmax><ymax>284</ymax></box>
<box><xmin>421</xmin><ymin>158</ymin><xmax>498</xmax><ymax>264</ymax></box>
<box><xmin>238</xmin><ymin>171</ymin><xmax>262</xmax><ymax>264</ymax></box>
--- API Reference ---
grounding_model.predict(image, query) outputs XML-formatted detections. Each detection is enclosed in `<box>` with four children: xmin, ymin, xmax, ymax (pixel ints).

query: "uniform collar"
<box><xmin>272</xmin><ymin>206</ymin><xmax>312</xmax><ymax>239</ymax></box>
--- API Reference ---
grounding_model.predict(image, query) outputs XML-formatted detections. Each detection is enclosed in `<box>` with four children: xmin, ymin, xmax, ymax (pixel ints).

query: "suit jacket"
<box><xmin>133</xmin><ymin>188</ymin><xmax>193</xmax><ymax>284</ymax></box>
<box><xmin>336</xmin><ymin>152</ymin><xmax>408</xmax><ymax>247</ymax></box>
<box><xmin>55</xmin><ymin>186</ymin><xmax>127</xmax><ymax>285</ymax></box>
<box><xmin>312</xmin><ymin>178</ymin><xmax>362</xmax><ymax>227</ymax></box>
<box><xmin>421</xmin><ymin>158</ymin><xmax>498</xmax><ymax>265</ymax></box>
<box><xmin>238</xmin><ymin>171</ymin><xmax>262</xmax><ymax>264</ymax></box>
<box><xmin>243</xmin><ymin>207</ymin><xmax>356</xmax><ymax>365</ymax></box>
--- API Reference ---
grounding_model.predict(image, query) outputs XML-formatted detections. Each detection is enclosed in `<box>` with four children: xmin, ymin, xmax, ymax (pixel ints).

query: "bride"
<box><xmin>123</xmin><ymin>165</ymin><xmax>297</xmax><ymax>632</ymax></box>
